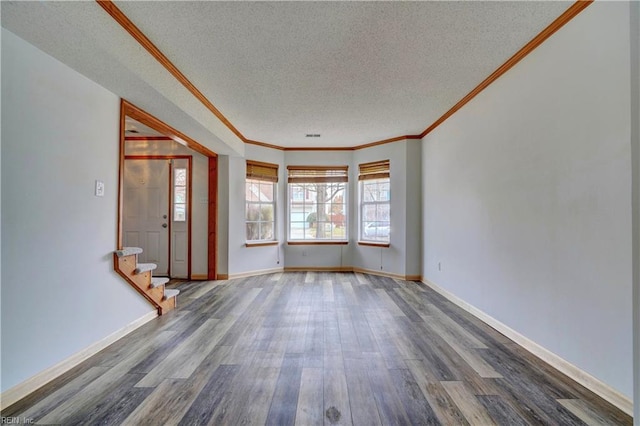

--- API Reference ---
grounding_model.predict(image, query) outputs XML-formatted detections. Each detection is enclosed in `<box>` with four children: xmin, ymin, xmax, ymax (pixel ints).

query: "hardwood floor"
<box><xmin>2</xmin><ymin>272</ymin><xmax>632</xmax><ymax>425</ymax></box>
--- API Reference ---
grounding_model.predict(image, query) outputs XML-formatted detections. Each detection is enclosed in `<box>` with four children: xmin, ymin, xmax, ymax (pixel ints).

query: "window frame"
<box><xmin>245</xmin><ymin>160</ymin><xmax>278</xmax><ymax>245</ymax></box>
<box><xmin>358</xmin><ymin>160</ymin><xmax>391</xmax><ymax>246</ymax></box>
<box><xmin>287</xmin><ymin>165</ymin><xmax>349</xmax><ymax>244</ymax></box>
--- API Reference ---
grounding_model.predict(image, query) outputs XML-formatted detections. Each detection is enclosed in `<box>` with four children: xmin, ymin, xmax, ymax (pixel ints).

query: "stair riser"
<box><xmin>159</xmin><ymin>296</ymin><xmax>176</xmax><ymax>315</ymax></box>
<box><xmin>113</xmin><ymin>253</ymin><xmax>178</xmax><ymax>316</ymax></box>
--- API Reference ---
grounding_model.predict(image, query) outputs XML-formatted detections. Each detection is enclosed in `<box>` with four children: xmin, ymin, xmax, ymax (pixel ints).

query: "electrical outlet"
<box><xmin>438</xmin><ymin>262</ymin><xmax>441</xmax><ymax>271</ymax></box>
<box><xmin>302</xmin><ymin>250</ymin><xmax>307</xmax><ymax>257</ymax></box>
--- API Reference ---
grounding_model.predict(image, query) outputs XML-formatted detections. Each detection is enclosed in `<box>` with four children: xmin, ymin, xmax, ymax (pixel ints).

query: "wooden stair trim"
<box><xmin>113</xmin><ymin>253</ymin><xmax>178</xmax><ymax>315</ymax></box>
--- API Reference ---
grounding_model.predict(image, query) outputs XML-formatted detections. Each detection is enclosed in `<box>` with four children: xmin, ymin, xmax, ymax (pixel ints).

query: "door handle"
<box><xmin>162</xmin><ymin>223</ymin><xmax>168</xmax><ymax>228</ymax></box>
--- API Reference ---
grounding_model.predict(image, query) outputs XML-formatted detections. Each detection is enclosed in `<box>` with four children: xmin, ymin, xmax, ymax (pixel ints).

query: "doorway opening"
<box><xmin>118</xmin><ymin>100</ymin><xmax>218</xmax><ymax>280</ymax></box>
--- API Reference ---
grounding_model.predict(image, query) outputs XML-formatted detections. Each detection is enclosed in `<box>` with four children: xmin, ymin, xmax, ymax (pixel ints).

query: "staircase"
<box><xmin>113</xmin><ymin>247</ymin><xmax>180</xmax><ymax>315</ymax></box>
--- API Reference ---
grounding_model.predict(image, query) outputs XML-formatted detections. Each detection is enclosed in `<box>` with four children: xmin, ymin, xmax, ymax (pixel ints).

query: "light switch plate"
<box><xmin>95</xmin><ymin>180</ymin><xmax>105</xmax><ymax>197</ymax></box>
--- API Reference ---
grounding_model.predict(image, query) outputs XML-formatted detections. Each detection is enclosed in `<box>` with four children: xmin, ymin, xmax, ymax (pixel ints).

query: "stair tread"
<box><xmin>163</xmin><ymin>289</ymin><xmax>180</xmax><ymax>300</ymax></box>
<box><xmin>115</xmin><ymin>247</ymin><xmax>143</xmax><ymax>257</ymax></box>
<box><xmin>134</xmin><ymin>263</ymin><xmax>157</xmax><ymax>274</ymax></box>
<box><xmin>150</xmin><ymin>277</ymin><xmax>170</xmax><ymax>288</ymax></box>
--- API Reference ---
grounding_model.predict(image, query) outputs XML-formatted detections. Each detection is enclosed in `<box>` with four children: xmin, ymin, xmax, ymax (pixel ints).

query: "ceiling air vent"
<box><xmin>305</xmin><ymin>134</ymin><xmax>321</xmax><ymax>138</ymax></box>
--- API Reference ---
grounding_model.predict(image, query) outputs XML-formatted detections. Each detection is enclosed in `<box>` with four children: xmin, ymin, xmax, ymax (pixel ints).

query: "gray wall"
<box><xmin>421</xmin><ymin>2</ymin><xmax>632</xmax><ymax>398</ymax></box>
<box><xmin>630</xmin><ymin>0</ymin><xmax>640</xmax><ymax>422</ymax></box>
<box><xmin>352</xmin><ymin>140</ymin><xmax>421</xmax><ymax>277</ymax></box>
<box><xmin>226</xmin><ymin>145</ymin><xmax>285</xmax><ymax>276</ymax></box>
<box><xmin>1</xmin><ymin>29</ymin><xmax>153</xmax><ymax>392</ymax></box>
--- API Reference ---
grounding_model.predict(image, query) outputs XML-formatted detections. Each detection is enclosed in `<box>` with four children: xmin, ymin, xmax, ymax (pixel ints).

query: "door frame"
<box><xmin>118</xmin><ymin>99</ymin><xmax>218</xmax><ymax>280</ymax></box>
<box><xmin>124</xmin><ymin>155</ymin><xmax>193</xmax><ymax>279</ymax></box>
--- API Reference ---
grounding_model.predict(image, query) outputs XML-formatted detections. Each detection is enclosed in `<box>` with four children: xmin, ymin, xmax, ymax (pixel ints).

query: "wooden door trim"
<box><xmin>121</xmin><ymin>100</ymin><xmax>217</xmax><ymax>157</ymax></box>
<box><xmin>119</xmin><ymin>100</ymin><xmax>216</xmax><ymax>279</ymax></box>
<box><xmin>208</xmin><ymin>157</ymin><xmax>218</xmax><ymax>280</ymax></box>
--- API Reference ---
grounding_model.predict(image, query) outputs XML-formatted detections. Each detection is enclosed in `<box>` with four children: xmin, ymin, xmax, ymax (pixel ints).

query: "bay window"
<box><xmin>287</xmin><ymin>166</ymin><xmax>348</xmax><ymax>242</ymax></box>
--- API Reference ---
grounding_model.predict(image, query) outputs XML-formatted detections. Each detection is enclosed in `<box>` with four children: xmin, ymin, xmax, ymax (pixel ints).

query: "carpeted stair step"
<box><xmin>114</xmin><ymin>247</ymin><xmax>143</xmax><ymax>257</ymax></box>
<box><xmin>163</xmin><ymin>289</ymin><xmax>180</xmax><ymax>300</ymax></box>
<box><xmin>134</xmin><ymin>263</ymin><xmax>157</xmax><ymax>275</ymax></box>
<box><xmin>150</xmin><ymin>277</ymin><xmax>170</xmax><ymax>289</ymax></box>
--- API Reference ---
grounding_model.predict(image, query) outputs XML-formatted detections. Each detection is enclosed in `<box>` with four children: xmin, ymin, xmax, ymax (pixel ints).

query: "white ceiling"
<box><xmin>1</xmin><ymin>1</ymin><xmax>571</xmax><ymax>150</ymax></box>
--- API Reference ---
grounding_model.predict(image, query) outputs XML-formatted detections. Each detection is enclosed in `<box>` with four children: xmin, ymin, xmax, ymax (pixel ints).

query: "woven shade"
<box><xmin>287</xmin><ymin>165</ymin><xmax>348</xmax><ymax>183</ymax></box>
<box><xmin>359</xmin><ymin>160</ymin><xmax>390</xmax><ymax>180</ymax></box>
<box><xmin>246</xmin><ymin>160</ymin><xmax>278</xmax><ymax>182</ymax></box>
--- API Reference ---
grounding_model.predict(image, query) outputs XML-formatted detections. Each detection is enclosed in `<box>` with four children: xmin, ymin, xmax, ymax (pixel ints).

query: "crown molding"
<box><xmin>418</xmin><ymin>0</ymin><xmax>593</xmax><ymax>139</ymax></box>
<box><xmin>98</xmin><ymin>0</ymin><xmax>592</xmax><ymax>152</ymax></box>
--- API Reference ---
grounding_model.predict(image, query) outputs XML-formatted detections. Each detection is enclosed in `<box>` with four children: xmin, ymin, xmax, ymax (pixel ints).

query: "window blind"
<box><xmin>358</xmin><ymin>160</ymin><xmax>390</xmax><ymax>180</ymax></box>
<box><xmin>287</xmin><ymin>166</ymin><xmax>349</xmax><ymax>183</ymax></box>
<box><xmin>246</xmin><ymin>160</ymin><xmax>279</xmax><ymax>182</ymax></box>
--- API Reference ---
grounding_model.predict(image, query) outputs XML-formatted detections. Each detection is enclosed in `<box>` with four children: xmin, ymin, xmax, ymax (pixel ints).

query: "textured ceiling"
<box><xmin>2</xmin><ymin>1</ymin><xmax>571</xmax><ymax>149</ymax></box>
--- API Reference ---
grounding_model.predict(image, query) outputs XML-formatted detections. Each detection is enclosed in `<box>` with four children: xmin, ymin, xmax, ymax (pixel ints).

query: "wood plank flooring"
<box><xmin>2</xmin><ymin>272</ymin><xmax>632</xmax><ymax>425</ymax></box>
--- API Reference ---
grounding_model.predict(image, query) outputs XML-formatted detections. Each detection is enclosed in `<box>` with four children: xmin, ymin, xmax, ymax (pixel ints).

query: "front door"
<box><xmin>123</xmin><ymin>159</ymin><xmax>170</xmax><ymax>276</ymax></box>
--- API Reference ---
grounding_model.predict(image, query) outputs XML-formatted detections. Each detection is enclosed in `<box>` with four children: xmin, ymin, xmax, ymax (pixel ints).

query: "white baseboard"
<box><xmin>283</xmin><ymin>265</ymin><xmax>419</xmax><ymax>281</ymax></box>
<box><xmin>0</xmin><ymin>310</ymin><xmax>158</xmax><ymax>410</ymax></box>
<box><xmin>228</xmin><ymin>267</ymin><xmax>284</xmax><ymax>280</ymax></box>
<box><xmin>421</xmin><ymin>278</ymin><xmax>633</xmax><ymax>417</ymax></box>
<box><xmin>284</xmin><ymin>266</ymin><xmax>353</xmax><ymax>273</ymax></box>
<box><xmin>352</xmin><ymin>267</ymin><xmax>421</xmax><ymax>281</ymax></box>
<box><xmin>227</xmin><ymin>266</ymin><xmax>419</xmax><ymax>282</ymax></box>
<box><xmin>352</xmin><ymin>267</ymin><xmax>405</xmax><ymax>280</ymax></box>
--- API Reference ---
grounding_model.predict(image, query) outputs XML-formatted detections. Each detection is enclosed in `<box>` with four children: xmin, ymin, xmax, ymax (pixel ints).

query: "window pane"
<box><xmin>363</xmin><ymin>204</ymin><xmax>377</xmax><ymax>221</ymax></box>
<box><xmin>174</xmin><ymin>168</ymin><xmax>186</xmax><ymax>186</ymax></box>
<box><xmin>377</xmin><ymin>203</ymin><xmax>391</xmax><ymax>221</ymax></box>
<box><xmin>379</xmin><ymin>181</ymin><xmax>390</xmax><ymax>200</ymax></box>
<box><xmin>175</xmin><ymin>186</ymin><xmax>186</xmax><ymax>203</ymax></box>
<box><xmin>362</xmin><ymin>182</ymin><xmax>376</xmax><ymax>202</ymax></box>
<box><xmin>246</xmin><ymin>222</ymin><xmax>259</xmax><ymax>240</ymax></box>
<box><xmin>174</xmin><ymin>204</ymin><xmax>186</xmax><ymax>222</ymax></box>
<box><xmin>246</xmin><ymin>203</ymin><xmax>260</xmax><ymax>221</ymax></box>
<box><xmin>260</xmin><ymin>182</ymin><xmax>274</xmax><ymax>201</ymax></box>
<box><xmin>289</xmin><ymin>221</ymin><xmax>305</xmax><ymax>240</ymax></box>
<box><xmin>260</xmin><ymin>222</ymin><xmax>273</xmax><ymax>240</ymax></box>
<box><xmin>260</xmin><ymin>204</ymin><xmax>274</xmax><ymax>221</ymax></box>
<box><xmin>246</xmin><ymin>181</ymin><xmax>259</xmax><ymax>202</ymax></box>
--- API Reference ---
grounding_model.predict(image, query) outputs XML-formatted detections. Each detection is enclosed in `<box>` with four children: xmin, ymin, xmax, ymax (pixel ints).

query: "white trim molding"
<box><xmin>227</xmin><ymin>267</ymin><xmax>285</xmax><ymax>280</ymax></box>
<box><xmin>283</xmin><ymin>266</ymin><xmax>419</xmax><ymax>282</ymax></box>
<box><xmin>0</xmin><ymin>311</ymin><xmax>158</xmax><ymax>410</ymax></box>
<box><xmin>228</xmin><ymin>266</ymin><xmax>420</xmax><ymax>282</ymax></box>
<box><xmin>421</xmin><ymin>278</ymin><xmax>633</xmax><ymax>417</ymax></box>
